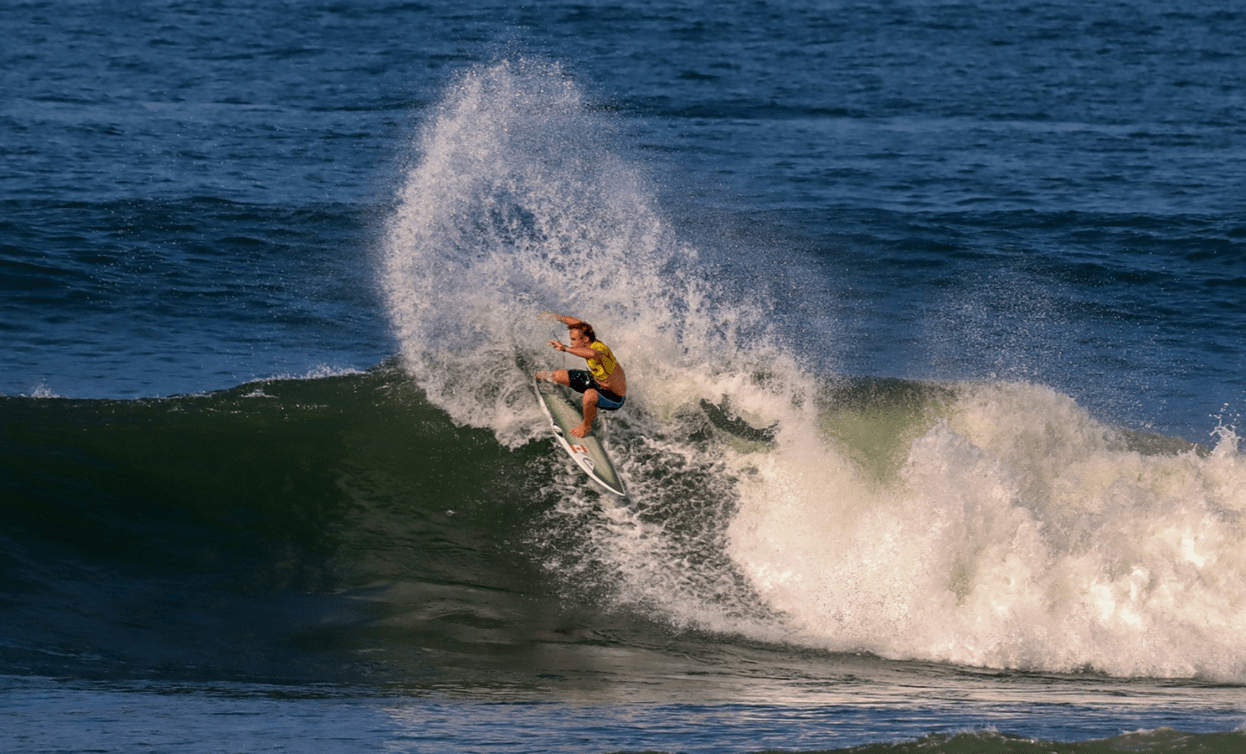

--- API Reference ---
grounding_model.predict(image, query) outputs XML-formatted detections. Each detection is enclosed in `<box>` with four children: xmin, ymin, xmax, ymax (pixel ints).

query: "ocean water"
<box><xmin>3</xmin><ymin>1</ymin><xmax>1245</xmax><ymax>752</ymax></box>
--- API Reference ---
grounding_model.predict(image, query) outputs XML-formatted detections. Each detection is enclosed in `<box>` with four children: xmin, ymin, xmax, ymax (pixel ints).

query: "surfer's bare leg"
<box><xmin>537</xmin><ymin>369</ymin><xmax>594</xmax><ymax>436</ymax></box>
<box><xmin>572</xmin><ymin>389</ymin><xmax>598</xmax><ymax>438</ymax></box>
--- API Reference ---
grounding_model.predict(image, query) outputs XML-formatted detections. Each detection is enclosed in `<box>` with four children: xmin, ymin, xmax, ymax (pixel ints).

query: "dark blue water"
<box><xmin>3</xmin><ymin>1</ymin><xmax>1245</xmax><ymax>752</ymax></box>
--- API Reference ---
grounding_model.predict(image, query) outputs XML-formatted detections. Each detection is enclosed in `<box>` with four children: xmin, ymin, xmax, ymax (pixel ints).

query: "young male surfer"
<box><xmin>536</xmin><ymin>313</ymin><xmax>627</xmax><ymax>438</ymax></box>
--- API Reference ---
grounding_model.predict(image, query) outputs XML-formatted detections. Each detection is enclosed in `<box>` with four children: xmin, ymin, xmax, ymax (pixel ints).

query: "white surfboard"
<box><xmin>533</xmin><ymin>378</ymin><xmax>626</xmax><ymax>497</ymax></box>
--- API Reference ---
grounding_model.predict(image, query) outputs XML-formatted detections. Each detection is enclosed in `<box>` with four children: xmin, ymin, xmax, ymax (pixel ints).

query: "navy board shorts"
<box><xmin>566</xmin><ymin>370</ymin><xmax>627</xmax><ymax>411</ymax></box>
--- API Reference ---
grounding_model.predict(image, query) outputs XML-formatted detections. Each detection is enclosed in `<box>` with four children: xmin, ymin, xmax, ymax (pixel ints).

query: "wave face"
<box><xmin>6</xmin><ymin>368</ymin><xmax>1241</xmax><ymax>690</ymax></box>
<box><xmin>0</xmin><ymin>369</ymin><xmax>551</xmax><ymax>683</ymax></box>
<box><xmin>375</xmin><ymin>61</ymin><xmax>1246</xmax><ymax>684</ymax></box>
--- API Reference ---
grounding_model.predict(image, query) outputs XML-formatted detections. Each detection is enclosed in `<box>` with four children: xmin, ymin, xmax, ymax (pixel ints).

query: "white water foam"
<box><xmin>383</xmin><ymin>60</ymin><xmax>1246</xmax><ymax>681</ymax></box>
<box><xmin>729</xmin><ymin>382</ymin><xmax>1246</xmax><ymax>681</ymax></box>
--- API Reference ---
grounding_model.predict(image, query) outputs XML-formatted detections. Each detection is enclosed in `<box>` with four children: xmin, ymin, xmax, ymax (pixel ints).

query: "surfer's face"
<box><xmin>569</xmin><ymin>329</ymin><xmax>591</xmax><ymax>349</ymax></box>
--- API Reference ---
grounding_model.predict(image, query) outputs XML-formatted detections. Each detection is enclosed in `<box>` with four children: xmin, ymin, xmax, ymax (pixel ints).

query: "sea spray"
<box><xmin>381</xmin><ymin>59</ymin><xmax>794</xmax><ymax>448</ymax></box>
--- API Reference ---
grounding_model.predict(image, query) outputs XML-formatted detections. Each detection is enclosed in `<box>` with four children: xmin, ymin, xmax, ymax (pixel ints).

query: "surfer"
<box><xmin>536</xmin><ymin>313</ymin><xmax>627</xmax><ymax>438</ymax></box>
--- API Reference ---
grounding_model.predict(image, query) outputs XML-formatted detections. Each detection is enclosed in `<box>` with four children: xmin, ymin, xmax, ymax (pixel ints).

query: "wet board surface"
<box><xmin>533</xmin><ymin>378</ymin><xmax>626</xmax><ymax>496</ymax></box>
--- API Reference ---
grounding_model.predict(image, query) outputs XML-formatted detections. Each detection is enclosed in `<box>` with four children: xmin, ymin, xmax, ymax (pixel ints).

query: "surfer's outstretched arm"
<box><xmin>543</xmin><ymin>312</ymin><xmax>584</xmax><ymax>327</ymax></box>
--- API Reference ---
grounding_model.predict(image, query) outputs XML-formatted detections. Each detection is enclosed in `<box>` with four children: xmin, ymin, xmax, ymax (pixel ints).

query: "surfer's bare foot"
<box><xmin>570</xmin><ymin>423</ymin><xmax>591</xmax><ymax>438</ymax></box>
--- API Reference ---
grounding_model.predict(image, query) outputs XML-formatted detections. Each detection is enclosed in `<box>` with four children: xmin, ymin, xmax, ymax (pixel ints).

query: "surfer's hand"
<box><xmin>548</xmin><ymin>340</ymin><xmax>564</xmax><ymax>351</ymax></box>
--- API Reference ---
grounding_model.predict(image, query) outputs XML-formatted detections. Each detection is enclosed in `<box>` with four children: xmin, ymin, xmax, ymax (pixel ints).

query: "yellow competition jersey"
<box><xmin>588</xmin><ymin>340</ymin><xmax>618</xmax><ymax>383</ymax></box>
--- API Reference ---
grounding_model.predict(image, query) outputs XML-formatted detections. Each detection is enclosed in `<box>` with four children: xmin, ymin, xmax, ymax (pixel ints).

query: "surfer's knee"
<box><xmin>583</xmin><ymin>388</ymin><xmax>599</xmax><ymax>406</ymax></box>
